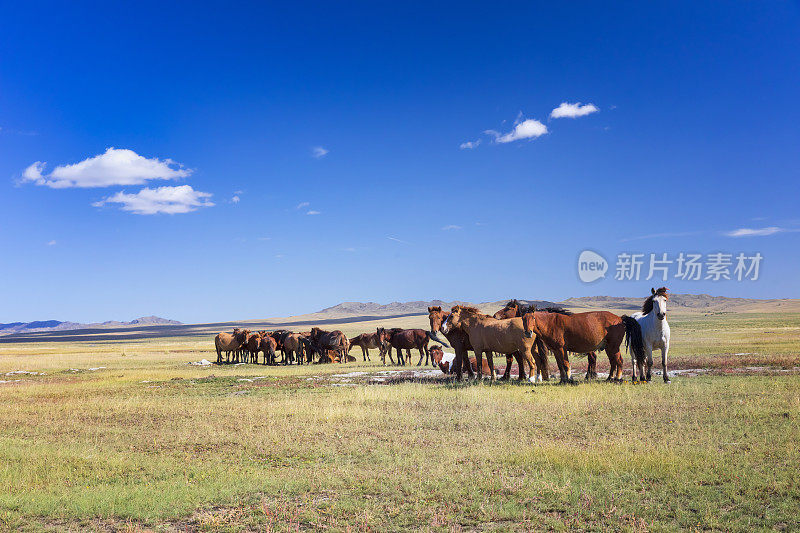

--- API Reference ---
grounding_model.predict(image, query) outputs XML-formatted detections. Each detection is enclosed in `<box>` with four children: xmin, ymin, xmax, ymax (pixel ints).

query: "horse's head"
<box><xmin>493</xmin><ymin>299</ymin><xmax>519</xmax><ymax>319</ymax></box>
<box><xmin>441</xmin><ymin>306</ymin><xmax>463</xmax><ymax>334</ymax></box>
<box><xmin>376</xmin><ymin>327</ymin><xmax>389</xmax><ymax>344</ymax></box>
<box><xmin>650</xmin><ymin>287</ymin><xmax>669</xmax><ymax>320</ymax></box>
<box><xmin>427</xmin><ymin>306</ymin><xmax>447</xmax><ymax>332</ymax></box>
<box><xmin>429</xmin><ymin>345</ymin><xmax>444</xmax><ymax>365</ymax></box>
<box><xmin>521</xmin><ymin>306</ymin><xmax>538</xmax><ymax>338</ymax></box>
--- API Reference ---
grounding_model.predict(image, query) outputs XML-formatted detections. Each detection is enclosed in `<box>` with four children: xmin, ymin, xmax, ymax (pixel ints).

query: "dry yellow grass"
<box><xmin>0</xmin><ymin>312</ymin><xmax>798</xmax><ymax>531</ymax></box>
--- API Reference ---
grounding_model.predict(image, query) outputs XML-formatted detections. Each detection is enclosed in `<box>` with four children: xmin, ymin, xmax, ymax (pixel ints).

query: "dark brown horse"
<box><xmin>376</xmin><ymin>327</ymin><xmax>432</xmax><ymax>366</ymax></box>
<box><xmin>428</xmin><ymin>306</ymin><xmax>474</xmax><ymax>380</ymax></box>
<box><xmin>521</xmin><ymin>305</ymin><xmax>626</xmax><ymax>383</ymax></box>
<box><xmin>494</xmin><ymin>300</ymin><xmax>599</xmax><ymax>380</ymax></box>
<box><xmin>309</xmin><ymin>327</ymin><xmax>349</xmax><ymax>363</ymax></box>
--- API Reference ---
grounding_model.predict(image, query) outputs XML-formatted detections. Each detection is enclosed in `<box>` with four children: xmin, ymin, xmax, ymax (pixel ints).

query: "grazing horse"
<box><xmin>521</xmin><ymin>305</ymin><xmax>626</xmax><ymax>383</ymax></box>
<box><xmin>495</xmin><ymin>300</ymin><xmax>599</xmax><ymax>380</ymax></box>
<box><xmin>309</xmin><ymin>327</ymin><xmax>349</xmax><ymax>363</ymax></box>
<box><xmin>442</xmin><ymin>306</ymin><xmax>541</xmax><ymax>382</ymax></box>
<box><xmin>428</xmin><ymin>306</ymin><xmax>473</xmax><ymax>380</ymax></box>
<box><xmin>377</xmin><ymin>328</ymin><xmax>432</xmax><ymax>366</ymax></box>
<box><xmin>348</xmin><ymin>332</ymin><xmax>386</xmax><ymax>362</ymax></box>
<box><xmin>622</xmin><ymin>287</ymin><xmax>672</xmax><ymax>383</ymax></box>
<box><xmin>430</xmin><ymin>344</ymin><xmax>491</xmax><ymax>376</ymax></box>
<box><xmin>214</xmin><ymin>328</ymin><xmax>249</xmax><ymax>364</ymax></box>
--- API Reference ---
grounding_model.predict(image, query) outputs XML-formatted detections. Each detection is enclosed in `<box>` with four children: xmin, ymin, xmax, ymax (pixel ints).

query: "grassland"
<box><xmin>0</xmin><ymin>312</ymin><xmax>798</xmax><ymax>531</ymax></box>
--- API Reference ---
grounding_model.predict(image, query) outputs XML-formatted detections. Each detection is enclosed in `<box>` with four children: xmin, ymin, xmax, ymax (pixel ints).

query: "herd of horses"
<box><xmin>213</xmin><ymin>287</ymin><xmax>672</xmax><ymax>384</ymax></box>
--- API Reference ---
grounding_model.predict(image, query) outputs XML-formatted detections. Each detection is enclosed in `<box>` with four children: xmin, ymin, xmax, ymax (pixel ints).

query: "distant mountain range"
<box><xmin>315</xmin><ymin>299</ymin><xmax>563</xmax><ymax>317</ymax></box>
<box><xmin>0</xmin><ymin>316</ymin><xmax>181</xmax><ymax>336</ymax></box>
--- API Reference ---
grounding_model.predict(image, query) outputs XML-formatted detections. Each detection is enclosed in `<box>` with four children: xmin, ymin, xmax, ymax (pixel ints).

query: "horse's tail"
<box><xmin>426</xmin><ymin>330</ymin><xmax>450</xmax><ymax>348</ymax></box>
<box><xmin>622</xmin><ymin>315</ymin><xmax>645</xmax><ymax>363</ymax></box>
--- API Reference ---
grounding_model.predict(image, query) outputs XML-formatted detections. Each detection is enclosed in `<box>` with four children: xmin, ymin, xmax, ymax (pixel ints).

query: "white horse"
<box><xmin>622</xmin><ymin>287</ymin><xmax>671</xmax><ymax>383</ymax></box>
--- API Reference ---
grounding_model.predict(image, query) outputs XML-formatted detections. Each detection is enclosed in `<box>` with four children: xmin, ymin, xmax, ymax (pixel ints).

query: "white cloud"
<box><xmin>93</xmin><ymin>185</ymin><xmax>214</xmax><ymax>215</ymax></box>
<box><xmin>725</xmin><ymin>226</ymin><xmax>795</xmax><ymax>237</ymax></box>
<box><xmin>296</xmin><ymin>201</ymin><xmax>310</xmax><ymax>209</ymax></box>
<box><xmin>21</xmin><ymin>147</ymin><xmax>192</xmax><ymax>188</ymax></box>
<box><xmin>387</xmin><ymin>236</ymin><xmax>411</xmax><ymax>245</ymax></box>
<box><xmin>257</xmin><ymin>236</ymin><xmax>272</xmax><ymax>241</ymax></box>
<box><xmin>46</xmin><ymin>240</ymin><xmax>56</xmax><ymax>246</ymax></box>
<box><xmin>487</xmin><ymin>119</ymin><xmax>548</xmax><ymax>144</ymax></box>
<box><xmin>442</xmin><ymin>224</ymin><xmax>462</xmax><ymax>231</ymax></box>
<box><xmin>231</xmin><ymin>195</ymin><xmax>240</xmax><ymax>204</ymax></box>
<box><xmin>459</xmin><ymin>139</ymin><xmax>481</xmax><ymax>150</ymax></box>
<box><xmin>312</xmin><ymin>146</ymin><xmax>329</xmax><ymax>158</ymax></box>
<box><xmin>306</xmin><ymin>210</ymin><xmax>321</xmax><ymax>215</ymax></box>
<box><xmin>550</xmin><ymin>102</ymin><xmax>599</xmax><ymax>119</ymax></box>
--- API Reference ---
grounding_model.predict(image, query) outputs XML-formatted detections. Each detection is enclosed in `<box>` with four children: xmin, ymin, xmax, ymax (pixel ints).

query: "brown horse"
<box><xmin>521</xmin><ymin>305</ymin><xmax>626</xmax><ymax>383</ymax></box>
<box><xmin>309</xmin><ymin>327</ymin><xmax>349</xmax><ymax>363</ymax></box>
<box><xmin>348</xmin><ymin>332</ymin><xmax>386</xmax><ymax>362</ymax></box>
<box><xmin>443</xmin><ymin>306</ymin><xmax>541</xmax><ymax>382</ymax></box>
<box><xmin>429</xmin><ymin>345</ymin><xmax>491</xmax><ymax>375</ymax></box>
<box><xmin>428</xmin><ymin>306</ymin><xmax>474</xmax><ymax>380</ymax></box>
<box><xmin>377</xmin><ymin>327</ymin><xmax>432</xmax><ymax>366</ymax></box>
<box><xmin>258</xmin><ymin>333</ymin><xmax>277</xmax><ymax>365</ymax></box>
<box><xmin>244</xmin><ymin>331</ymin><xmax>262</xmax><ymax>363</ymax></box>
<box><xmin>494</xmin><ymin>300</ymin><xmax>599</xmax><ymax>380</ymax></box>
<box><xmin>282</xmin><ymin>333</ymin><xmax>306</xmax><ymax>365</ymax></box>
<box><xmin>214</xmin><ymin>328</ymin><xmax>249</xmax><ymax>364</ymax></box>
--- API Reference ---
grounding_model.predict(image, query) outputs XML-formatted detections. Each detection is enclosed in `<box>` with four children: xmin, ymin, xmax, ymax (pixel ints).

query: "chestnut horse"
<box><xmin>442</xmin><ymin>306</ymin><xmax>542</xmax><ymax>382</ymax></box>
<box><xmin>376</xmin><ymin>327</ymin><xmax>432</xmax><ymax>366</ymax></box>
<box><xmin>494</xmin><ymin>300</ymin><xmax>599</xmax><ymax>380</ymax></box>
<box><xmin>348</xmin><ymin>332</ymin><xmax>386</xmax><ymax>362</ymax></box>
<box><xmin>521</xmin><ymin>305</ymin><xmax>626</xmax><ymax>383</ymax></box>
<box><xmin>428</xmin><ymin>306</ymin><xmax>474</xmax><ymax>380</ymax></box>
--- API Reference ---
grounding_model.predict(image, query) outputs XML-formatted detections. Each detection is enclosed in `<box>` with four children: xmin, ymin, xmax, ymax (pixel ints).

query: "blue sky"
<box><xmin>2</xmin><ymin>1</ymin><xmax>799</xmax><ymax>323</ymax></box>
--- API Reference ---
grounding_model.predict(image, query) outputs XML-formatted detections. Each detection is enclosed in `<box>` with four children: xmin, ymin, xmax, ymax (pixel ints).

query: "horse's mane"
<box><xmin>503</xmin><ymin>299</ymin><xmax>519</xmax><ymax>308</ymax></box>
<box><xmin>454</xmin><ymin>305</ymin><xmax>490</xmax><ymax>317</ymax></box>
<box><xmin>541</xmin><ymin>306</ymin><xmax>572</xmax><ymax>316</ymax></box>
<box><xmin>642</xmin><ymin>287</ymin><xmax>669</xmax><ymax>314</ymax></box>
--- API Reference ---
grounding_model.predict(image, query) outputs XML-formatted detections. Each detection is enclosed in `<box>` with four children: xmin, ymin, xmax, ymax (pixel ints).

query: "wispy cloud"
<box><xmin>312</xmin><ymin>146</ymin><xmax>329</xmax><ymax>158</ymax></box>
<box><xmin>459</xmin><ymin>139</ymin><xmax>481</xmax><ymax>150</ymax></box>
<box><xmin>21</xmin><ymin>147</ymin><xmax>191</xmax><ymax>188</ymax></box>
<box><xmin>441</xmin><ymin>224</ymin><xmax>462</xmax><ymax>231</ymax></box>
<box><xmin>92</xmin><ymin>185</ymin><xmax>214</xmax><ymax>215</ymax></box>
<box><xmin>725</xmin><ymin>226</ymin><xmax>799</xmax><ymax>237</ymax></box>
<box><xmin>306</xmin><ymin>210</ymin><xmax>321</xmax><ymax>215</ymax></box>
<box><xmin>231</xmin><ymin>195</ymin><xmax>240</xmax><ymax>204</ymax></box>
<box><xmin>296</xmin><ymin>201</ymin><xmax>310</xmax><ymax>210</ymax></box>
<box><xmin>621</xmin><ymin>230</ymin><xmax>704</xmax><ymax>242</ymax></box>
<box><xmin>257</xmin><ymin>236</ymin><xmax>272</xmax><ymax>241</ymax></box>
<box><xmin>342</xmin><ymin>247</ymin><xmax>356</xmax><ymax>252</ymax></box>
<box><xmin>387</xmin><ymin>236</ymin><xmax>411</xmax><ymax>245</ymax></box>
<box><xmin>46</xmin><ymin>240</ymin><xmax>56</xmax><ymax>246</ymax></box>
<box><xmin>550</xmin><ymin>102</ymin><xmax>599</xmax><ymax>119</ymax></box>
<box><xmin>486</xmin><ymin>118</ymin><xmax>548</xmax><ymax>144</ymax></box>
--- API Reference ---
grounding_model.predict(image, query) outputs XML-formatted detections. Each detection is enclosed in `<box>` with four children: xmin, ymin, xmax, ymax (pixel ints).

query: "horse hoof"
<box><xmin>664</xmin><ymin>378</ymin><xmax>671</xmax><ymax>384</ymax></box>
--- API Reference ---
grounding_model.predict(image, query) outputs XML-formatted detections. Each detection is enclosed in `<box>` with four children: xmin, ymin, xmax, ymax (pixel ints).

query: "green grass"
<box><xmin>0</xmin><ymin>313</ymin><xmax>798</xmax><ymax>531</ymax></box>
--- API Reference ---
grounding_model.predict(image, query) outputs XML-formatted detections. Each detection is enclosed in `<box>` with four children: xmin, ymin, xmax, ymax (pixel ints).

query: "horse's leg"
<box><xmin>513</xmin><ymin>351</ymin><xmax>527</xmax><ymax>382</ymax></box>
<box><xmin>661</xmin><ymin>341</ymin><xmax>670</xmax><ymax>383</ymax></box>
<box><xmin>416</xmin><ymin>347</ymin><xmax>424</xmax><ymax>366</ymax></box>
<box><xmin>388</xmin><ymin>346</ymin><xmax>396</xmax><ymax>365</ymax></box>
<box><xmin>499</xmin><ymin>353</ymin><xmax>513</xmax><ymax>381</ymax></box>
<box><xmin>586</xmin><ymin>352</ymin><xmax>597</xmax><ymax>380</ymax></box>
<box><xmin>486</xmin><ymin>351</ymin><xmax>496</xmax><ymax>381</ymax></box>
<box><xmin>638</xmin><ymin>346</ymin><xmax>649</xmax><ymax>383</ymax></box>
<box><xmin>475</xmin><ymin>350</ymin><xmax>484</xmax><ymax>381</ymax></box>
<box><xmin>405</xmin><ymin>349</ymin><xmax>411</xmax><ymax>366</ymax></box>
